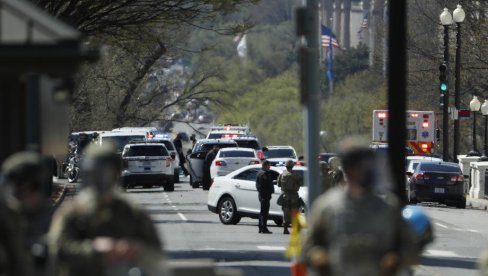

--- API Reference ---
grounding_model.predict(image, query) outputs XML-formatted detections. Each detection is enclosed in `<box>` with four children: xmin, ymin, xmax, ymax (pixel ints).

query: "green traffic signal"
<box><xmin>440</xmin><ymin>82</ymin><xmax>448</xmax><ymax>92</ymax></box>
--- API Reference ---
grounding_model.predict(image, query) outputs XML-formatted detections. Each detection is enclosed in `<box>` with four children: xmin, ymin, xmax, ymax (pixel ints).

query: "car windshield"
<box><xmin>200</xmin><ymin>143</ymin><xmax>238</xmax><ymax>152</ymax></box>
<box><xmin>220</xmin><ymin>150</ymin><xmax>255</xmax><ymax>158</ymax></box>
<box><xmin>265</xmin><ymin>149</ymin><xmax>296</xmax><ymax>159</ymax></box>
<box><xmin>419</xmin><ymin>163</ymin><xmax>461</xmax><ymax>173</ymax></box>
<box><xmin>123</xmin><ymin>145</ymin><xmax>168</xmax><ymax>157</ymax></box>
<box><xmin>234</xmin><ymin>140</ymin><xmax>260</xmax><ymax>149</ymax></box>
<box><xmin>102</xmin><ymin>135</ymin><xmax>145</xmax><ymax>153</ymax></box>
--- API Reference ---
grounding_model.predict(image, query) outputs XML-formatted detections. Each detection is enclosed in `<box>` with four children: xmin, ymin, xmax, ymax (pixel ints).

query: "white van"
<box><xmin>99</xmin><ymin>131</ymin><xmax>147</xmax><ymax>154</ymax></box>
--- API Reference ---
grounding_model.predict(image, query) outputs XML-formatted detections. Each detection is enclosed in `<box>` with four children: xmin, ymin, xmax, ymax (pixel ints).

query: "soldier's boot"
<box><xmin>283</xmin><ymin>224</ymin><xmax>290</xmax><ymax>235</ymax></box>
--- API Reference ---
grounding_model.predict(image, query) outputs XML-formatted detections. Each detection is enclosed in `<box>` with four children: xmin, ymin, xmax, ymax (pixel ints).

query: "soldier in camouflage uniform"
<box><xmin>0</xmin><ymin>200</ymin><xmax>32</xmax><ymax>276</ymax></box>
<box><xmin>277</xmin><ymin>160</ymin><xmax>303</xmax><ymax>235</ymax></box>
<box><xmin>49</xmin><ymin>144</ymin><xmax>164</xmax><ymax>276</ymax></box>
<box><xmin>303</xmin><ymin>147</ymin><xmax>416</xmax><ymax>276</ymax></box>
<box><xmin>1</xmin><ymin>151</ymin><xmax>56</xmax><ymax>276</ymax></box>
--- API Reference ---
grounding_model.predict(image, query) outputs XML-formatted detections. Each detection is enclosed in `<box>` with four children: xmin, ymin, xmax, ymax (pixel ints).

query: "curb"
<box><xmin>53</xmin><ymin>181</ymin><xmax>68</xmax><ymax>208</ymax></box>
<box><xmin>467</xmin><ymin>197</ymin><xmax>488</xmax><ymax>211</ymax></box>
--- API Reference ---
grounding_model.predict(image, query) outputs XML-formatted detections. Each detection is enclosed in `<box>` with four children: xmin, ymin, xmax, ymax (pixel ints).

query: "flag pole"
<box><xmin>328</xmin><ymin>38</ymin><xmax>334</xmax><ymax>96</ymax></box>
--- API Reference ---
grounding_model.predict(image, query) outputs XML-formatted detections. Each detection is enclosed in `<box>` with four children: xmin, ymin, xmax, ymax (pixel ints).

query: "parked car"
<box><xmin>121</xmin><ymin>143</ymin><xmax>174</xmax><ymax>191</ymax></box>
<box><xmin>210</xmin><ymin>147</ymin><xmax>260</xmax><ymax>178</ymax></box>
<box><xmin>318</xmin><ymin>152</ymin><xmax>338</xmax><ymax>163</ymax></box>
<box><xmin>406</xmin><ymin>156</ymin><xmax>443</xmax><ymax>174</ymax></box>
<box><xmin>406</xmin><ymin>161</ymin><xmax>466</xmax><ymax>208</ymax></box>
<box><xmin>206</xmin><ymin>130</ymin><xmax>245</xmax><ymax>139</ymax></box>
<box><xmin>208</xmin><ymin>165</ymin><xmax>307</xmax><ymax>225</ymax></box>
<box><xmin>262</xmin><ymin>146</ymin><xmax>299</xmax><ymax>166</ymax></box>
<box><xmin>99</xmin><ymin>131</ymin><xmax>147</xmax><ymax>154</ymax></box>
<box><xmin>147</xmin><ymin>133</ymin><xmax>181</xmax><ymax>183</ymax></box>
<box><xmin>231</xmin><ymin>136</ymin><xmax>263</xmax><ymax>159</ymax></box>
<box><xmin>186</xmin><ymin>139</ymin><xmax>238</xmax><ymax>188</ymax></box>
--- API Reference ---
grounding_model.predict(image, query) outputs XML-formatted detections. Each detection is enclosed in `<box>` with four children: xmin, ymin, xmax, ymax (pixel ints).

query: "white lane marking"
<box><xmin>425</xmin><ymin>250</ymin><xmax>459</xmax><ymax>258</ymax></box>
<box><xmin>257</xmin><ymin>246</ymin><xmax>286</xmax><ymax>251</ymax></box>
<box><xmin>171</xmin><ymin>205</ymin><xmax>177</xmax><ymax>208</ymax></box>
<box><xmin>468</xmin><ymin>229</ymin><xmax>480</xmax><ymax>233</ymax></box>
<box><xmin>435</xmin><ymin>222</ymin><xmax>449</xmax><ymax>229</ymax></box>
<box><xmin>177</xmin><ymin>212</ymin><xmax>188</xmax><ymax>221</ymax></box>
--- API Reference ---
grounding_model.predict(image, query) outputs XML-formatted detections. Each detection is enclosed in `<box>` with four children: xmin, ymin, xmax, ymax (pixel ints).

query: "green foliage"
<box><xmin>321</xmin><ymin>43</ymin><xmax>370</xmax><ymax>90</ymax></box>
<box><xmin>320</xmin><ymin>70</ymin><xmax>386</xmax><ymax>151</ymax></box>
<box><xmin>217</xmin><ymin>70</ymin><xmax>304</xmax><ymax>153</ymax></box>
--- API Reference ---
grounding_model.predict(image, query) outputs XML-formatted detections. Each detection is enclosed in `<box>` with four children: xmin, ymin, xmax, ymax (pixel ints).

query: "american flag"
<box><xmin>321</xmin><ymin>25</ymin><xmax>340</xmax><ymax>48</ymax></box>
<box><xmin>358</xmin><ymin>12</ymin><xmax>370</xmax><ymax>33</ymax></box>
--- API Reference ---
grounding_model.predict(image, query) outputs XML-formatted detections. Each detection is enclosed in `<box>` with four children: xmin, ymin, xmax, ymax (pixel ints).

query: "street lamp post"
<box><xmin>468</xmin><ymin>96</ymin><xmax>482</xmax><ymax>156</ymax></box>
<box><xmin>480</xmin><ymin>100</ymin><xmax>488</xmax><ymax>161</ymax></box>
<box><xmin>439</xmin><ymin>8</ymin><xmax>453</xmax><ymax>161</ymax></box>
<box><xmin>453</xmin><ymin>4</ymin><xmax>465</xmax><ymax>162</ymax></box>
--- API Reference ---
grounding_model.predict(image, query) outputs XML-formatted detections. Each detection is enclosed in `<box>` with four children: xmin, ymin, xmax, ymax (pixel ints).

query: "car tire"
<box><xmin>218</xmin><ymin>197</ymin><xmax>240</xmax><ymax>225</ymax></box>
<box><xmin>273</xmin><ymin>218</ymin><xmax>283</xmax><ymax>226</ymax></box>
<box><xmin>456</xmin><ymin>198</ymin><xmax>467</xmax><ymax>209</ymax></box>
<box><xmin>190</xmin><ymin>176</ymin><xmax>199</xmax><ymax>189</ymax></box>
<box><xmin>164</xmin><ymin>180</ymin><xmax>175</xmax><ymax>192</ymax></box>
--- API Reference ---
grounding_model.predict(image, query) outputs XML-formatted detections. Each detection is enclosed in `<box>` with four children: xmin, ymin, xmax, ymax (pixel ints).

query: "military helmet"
<box><xmin>285</xmin><ymin>160</ymin><xmax>295</xmax><ymax>168</ymax></box>
<box><xmin>328</xmin><ymin>156</ymin><xmax>341</xmax><ymax>170</ymax></box>
<box><xmin>2</xmin><ymin>151</ymin><xmax>43</xmax><ymax>187</ymax></box>
<box><xmin>82</xmin><ymin>143</ymin><xmax>121</xmax><ymax>172</ymax></box>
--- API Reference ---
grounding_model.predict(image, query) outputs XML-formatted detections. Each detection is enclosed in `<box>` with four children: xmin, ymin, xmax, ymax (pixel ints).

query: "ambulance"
<box><xmin>372</xmin><ymin>110</ymin><xmax>436</xmax><ymax>155</ymax></box>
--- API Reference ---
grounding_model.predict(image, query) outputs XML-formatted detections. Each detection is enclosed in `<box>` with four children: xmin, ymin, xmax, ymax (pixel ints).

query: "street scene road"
<box><xmin>114</xmin><ymin>175</ymin><xmax>488</xmax><ymax>276</ymax></box>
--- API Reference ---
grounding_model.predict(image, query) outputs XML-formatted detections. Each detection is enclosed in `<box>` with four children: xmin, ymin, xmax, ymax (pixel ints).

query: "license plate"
<box><xmin>434</xmin><ymin>188</ymin><xmax>445</xmax><ymax>193</ymax></box>
<box><xmin>437</xmin><ymin>176</ymin><xmax>444</xmax><ymax>180</ymax></box>
<box><xmin>142</xmin><ymin>161</ymin><xmax>151</xmax><ymax>166</ymax></box>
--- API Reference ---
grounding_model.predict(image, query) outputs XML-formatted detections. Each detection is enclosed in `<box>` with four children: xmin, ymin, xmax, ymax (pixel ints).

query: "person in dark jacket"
<box><xmin>202</xmin><ymin>146</ymin><xmax>219</xmax><ymax>190</ymax></box>
<box><xmin>173</xmin><ymin>134</ymin><xmax>189</xmax><ymax>176</ymax></box>
<box><xmin>256</xmin><ymin>160</ymin><xmax>274</xmax><ymax>234</ymax></box>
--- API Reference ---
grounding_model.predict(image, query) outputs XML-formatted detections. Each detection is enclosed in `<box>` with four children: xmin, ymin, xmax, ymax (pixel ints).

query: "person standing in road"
<box><xmin>49</xmin><ymin>144</ymin><xmax>164</xmax><ymax>276</ymax></box>
<box><xmin>202</xmin><ymin>145</ymin><xmax>219</xmax><ymax>190</ymax></box>
<box><xmin>2</xmin><ymin>151</ymin><xmax>56</xmax><ymax>276</ymax></box>
<box><xmin>302</xmin><ymin>147</ymin><xmax>415</xmax><ymax>276</ymax></box>
<box><xmin>173</xmin><ymin>134</ymin><xmax>189</xmax><ymax>177</ymax></box>
<box><xmin>277</xmin><ymin>160</ymin><xmax>303</xmax><ymax>235</ymax></box>
<box><xmin>256</xmin><ymin>160</ymin><xmax>274</xmax><ymax>234</ymax></box>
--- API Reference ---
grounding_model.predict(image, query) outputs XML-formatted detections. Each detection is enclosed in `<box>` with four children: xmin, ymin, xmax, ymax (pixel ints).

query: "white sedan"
<box><xmin>207</xmin><ymin>165</ymin><xmax>307</xmax><ymax>225</ymax></box>
<box><xmin>210</xmin><ymin>147</ymin><xmax>261</xmax><ymax>178</ymax></box>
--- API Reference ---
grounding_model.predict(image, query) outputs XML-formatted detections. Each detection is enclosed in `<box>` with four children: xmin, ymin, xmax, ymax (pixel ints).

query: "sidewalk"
<box><xmin>467</xmin><ymin>196</ymin><xmax>488</xmax><ymax>211</ymax></box>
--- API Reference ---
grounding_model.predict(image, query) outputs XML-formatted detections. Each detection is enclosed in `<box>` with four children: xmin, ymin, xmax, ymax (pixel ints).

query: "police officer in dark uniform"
<box><xmin>256</xmin><ymin>160</ymin><xmax>274</xmax><ymax>234</ymax></box>
<box><xmin>173</xmin><ymin>134</ymin><xmax>189</xmax><ymax>177</ymax></box>
<box><xmin>202</xmin><ymin>145</ymin><xmax>219</xmax><ymax>190</ymax></box>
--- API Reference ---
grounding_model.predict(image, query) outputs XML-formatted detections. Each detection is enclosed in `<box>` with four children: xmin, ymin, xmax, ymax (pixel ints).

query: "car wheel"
<box><xmin>190</xmin><ymin>176</ymin><xmax>199</xmax><ymax>189</ymax></box>
<box><xmin>164</xmin><ymin>180</ymin><xmax>175</xmax><ymax>192</ymax></box>
<box><xmin>218</xmin><ymin>197</ymin><xmax>240</xmax><ymax>225</ymax></box>
<box><xmin>456</xmin><ymin>198</ymin><xmax>467</xmax><ymax>209</ymax></box>
<box><xmin>273</xmin><ymin>218</ymin><xmax>283</xmax><ymax>226</ymax></box>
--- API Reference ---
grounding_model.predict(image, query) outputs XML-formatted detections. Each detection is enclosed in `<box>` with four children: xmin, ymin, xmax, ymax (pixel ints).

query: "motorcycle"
<box><xmin>65</xmin><ymin>154</ymin><xmax>81</xmax><ymax>183</ymax></box>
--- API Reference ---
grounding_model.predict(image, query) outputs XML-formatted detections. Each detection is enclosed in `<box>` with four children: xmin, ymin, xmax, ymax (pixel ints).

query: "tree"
<box><xmin>33</xmin><ymin>0</ymin><xmax>257</xmax><ymax>130</ymax></box>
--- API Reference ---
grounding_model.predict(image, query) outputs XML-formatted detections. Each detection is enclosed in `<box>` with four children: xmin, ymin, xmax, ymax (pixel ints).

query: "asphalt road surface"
<box><xmin>124</xmin><ymin>176</ymin><xmax>488</xmax><ymax>276</ymax></box>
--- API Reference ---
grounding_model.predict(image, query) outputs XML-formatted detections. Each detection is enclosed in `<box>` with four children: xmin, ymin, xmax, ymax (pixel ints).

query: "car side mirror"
<box><xmin>298</xmin><ymin>156</ymin><xmax>304</xmax><ymax>161</ymax></box>
<box><xmin>406</xmin><ymin>172</ymin><xmax>413</xmax><ymax>177</ymax></box>
<box><xmin>464</xmin><ymin>175</ymin><xmax>469</xmax><ymax>179</ymax></box>
<box><xmin>262</xmin><ymin>147</ymin><xmax>268</xmax><ymax>152</ymax></box>
<box><xmin>170</xmin><ymin>153</ymin><xmax>176</xmax><ymax>160</ymax></box>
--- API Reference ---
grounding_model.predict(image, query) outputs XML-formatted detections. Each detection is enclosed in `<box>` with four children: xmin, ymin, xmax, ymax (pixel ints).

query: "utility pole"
<box><xmin>296</xmin><ymin>0</ymin><xmax>321</xmax><ymax>207</ymax></box>
<box><xmin>388</xmin><ymin>0</ymin><xmax>407</xmax><ymax>205</ymax></box>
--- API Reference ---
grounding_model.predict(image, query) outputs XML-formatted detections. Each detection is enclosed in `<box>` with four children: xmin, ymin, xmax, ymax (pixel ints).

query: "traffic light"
<box><xmin>439</xmin><ymin>63</ymin><xmax>448</xmax><ymax>93</ymax></box>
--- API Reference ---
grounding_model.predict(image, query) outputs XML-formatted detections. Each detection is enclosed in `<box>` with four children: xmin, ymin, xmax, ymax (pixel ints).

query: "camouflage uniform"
<box><xmin>277</xmin><ymin>160</ymin><xmax>303</xmax><ymax>233</ymax></box>
<box><xmin>49</xmin><ymin>144</ymin><xmax>164</xmax><ymax>276</ymax></box>
<box><xmin>0</xmin><ymin>201</ymin><xmax>32</xmax><ymax>276</ymax></box>
<box><xmin>49</xmin><ymin>189</ymin><xmax>163</xmax><ymax>276</ymax></box>
<box><xmin>303</xmin><ymin>187</ymin><xmax>415</xmax><ymax>276</ymax></box>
